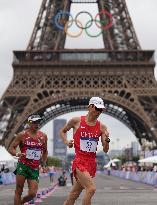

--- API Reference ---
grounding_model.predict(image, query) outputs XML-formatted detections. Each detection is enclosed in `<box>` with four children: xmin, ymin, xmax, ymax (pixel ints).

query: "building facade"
<box><xmin>131</xmin><ymin>141</ymin><xmax>139</xmax><ymax>156</ymax></box>
<box><xmin>53</xmin><ymin>119</ymin><xmax>67</xmax><ymax>160</ymax></box>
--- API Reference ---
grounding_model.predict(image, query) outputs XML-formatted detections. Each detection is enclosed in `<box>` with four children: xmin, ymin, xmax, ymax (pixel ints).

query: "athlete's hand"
<box><xmin>67</xmin><ymin>140</ymin><xmax>74</xmax><ymax>148</ymax></box>
<box><xmin>16</xmin><ymin>152</ymin><xmax>26</xmax><ymax>158</ymax></box>
<box><xmin>42</xmin><ymin>166</ymin><xmax>48</xmax><ymax>173</ymax></box>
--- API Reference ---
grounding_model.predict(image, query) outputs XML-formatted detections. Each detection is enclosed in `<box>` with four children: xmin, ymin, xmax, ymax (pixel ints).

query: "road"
<box><xmin>0</xmin><ymin>172</ymin><xmax>156</xmax><ymax>205</ymax></box>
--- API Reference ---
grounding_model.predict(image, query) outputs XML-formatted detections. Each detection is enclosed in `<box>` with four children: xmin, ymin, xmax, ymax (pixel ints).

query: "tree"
<box><xmin>46</xmin><ymin>156</ymin><xmax>62</xmax><ymax>167</ymax></box>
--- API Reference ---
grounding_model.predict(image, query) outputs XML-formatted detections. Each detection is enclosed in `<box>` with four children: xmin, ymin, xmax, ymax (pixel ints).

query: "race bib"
<box><xmin>26</xmin><ymin>148</ymin><xmax>41</xmax><ymax>160</ymax></box>
<box><xmin>80</xmin><ymin>137</ymin><xmax>98</xmax><ymax>152</ymax></box>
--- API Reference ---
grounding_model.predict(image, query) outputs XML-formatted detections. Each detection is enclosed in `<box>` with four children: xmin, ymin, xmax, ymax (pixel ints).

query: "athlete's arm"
<box><xmin>8</xmin><ymin>133</ymin><xmax>23</xmax><ymax>157</ymax></box>
<box><xmin>41</xmin><ymin>135</ymin><xmax>48</xmax><ymax>166</ymax></box>
<box><xmin>60</xmin><ymin>117</ymin><xmax>78</xmax><ymax>148</ymax></box>
<box><xmin>100</xmin><ymin>123</ymin><xmax>110</xmax><ymax>153</ymax></box>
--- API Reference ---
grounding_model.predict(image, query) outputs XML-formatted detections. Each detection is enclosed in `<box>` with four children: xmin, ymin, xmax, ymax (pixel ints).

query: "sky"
<box><xmin>0</xmin><ymin>0</ymin><xmax>157</xmax><ymax>155</ymax></box>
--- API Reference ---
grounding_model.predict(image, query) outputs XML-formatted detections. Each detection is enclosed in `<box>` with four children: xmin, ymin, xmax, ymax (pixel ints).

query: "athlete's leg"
<box><xmin>49</xmin><ymin>174</ymin><xmax>52</xmax><ymax>183</ymax></box>
<box><xmin>76</xmin><ymin>168</ymin><xmax>96</xmax><ymax>205</ymax></box>
<box><xmin>63</xmin><ymin>179</ymin><xmax>83</xmax><ymax>205</ymax></box>
<box><xmin>70</xmin><ymin>172</ymin><xmax>73</xmax><ymax>185</ymax></box>
<box><xmin>50</xmin><ymin>174</ymin><xmax>54</xmax><ymax>184</ymax></box>
<box><xmin>21</xmin><ymin>179</ymin><xmax>38</xmax><ymax>204</ymax></box>
<box><xmin>14</xmin><ymin>174</ymin><xmax>26</xmax><ymax>205</ymax></box>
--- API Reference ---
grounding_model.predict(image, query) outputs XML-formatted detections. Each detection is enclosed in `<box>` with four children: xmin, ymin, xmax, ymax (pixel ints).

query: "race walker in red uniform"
<box><xmin>72</xmin><ymin>116</ymin><xmax>101</xmax><ymax>179</ymax></box>
<box><xmin>60</xmin><ymin>97</ymin><xmax>110</xmax><ymax>205</ymax></box>
<box><xmin>9</xmin><ymin>115</ymin><xmax>48</xmax><ymax>205</ymax></box>
<box><xmin>18</xmin><ymin>129</ymin><xmax>46</xmax><ymax>169</ymax></box>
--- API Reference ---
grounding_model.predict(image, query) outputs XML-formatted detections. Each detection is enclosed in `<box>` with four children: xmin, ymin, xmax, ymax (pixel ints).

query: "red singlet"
<box><xmin>18</xmin><ymin>130</ymin><xmax>47</xmax><ymax>169</ymax></box>
<box><xmin>72</xmin><ymin>116</ymin><xmax>101</xmax><ymax>178</ymax></box>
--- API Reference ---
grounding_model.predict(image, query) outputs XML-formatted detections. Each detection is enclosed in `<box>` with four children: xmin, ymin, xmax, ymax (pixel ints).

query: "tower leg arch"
<box><xmin>3</xmin><ymin>90</ymin><xmax>157</xmax><ymax>149</ymax></box>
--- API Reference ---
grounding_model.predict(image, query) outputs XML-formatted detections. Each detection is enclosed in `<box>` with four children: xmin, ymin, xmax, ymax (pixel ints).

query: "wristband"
<box><xmin>105</xmin><ymin>138</ymin><xmax>110</xmax><ymax>143</ymax></box>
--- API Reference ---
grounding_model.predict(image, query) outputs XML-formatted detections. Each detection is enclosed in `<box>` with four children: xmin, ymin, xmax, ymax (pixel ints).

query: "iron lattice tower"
<box><xmin>0</xmin><ymin>0</ymin><xmax>157</xmax><ymax>149</ymax></box>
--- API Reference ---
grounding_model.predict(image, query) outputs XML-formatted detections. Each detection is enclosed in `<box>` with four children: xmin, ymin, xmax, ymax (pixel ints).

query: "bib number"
<box><xmin>26</xmin><ymin>148</ymin><xmax>41</xmax><ymax>160</ymax></box>
<box><xmin>80</xmin><ymin>138</ymin><xmax>97</xmax><ymax>152</ymax></box>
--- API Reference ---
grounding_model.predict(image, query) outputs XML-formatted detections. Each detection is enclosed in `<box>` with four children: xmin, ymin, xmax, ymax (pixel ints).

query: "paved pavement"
<box><xmin>1</xmin><ymin>172</ymin><xmax>157</xmax><ymax>205</ymax></box>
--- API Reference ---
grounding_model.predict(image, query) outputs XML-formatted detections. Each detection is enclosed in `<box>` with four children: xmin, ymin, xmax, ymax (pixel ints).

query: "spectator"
<box><xmin>0</xmin><ymin>171</ymin><xmax>3</xmax><ymax>185</ymax></box>
<box><xmin>58</xmin><ymin>171</ymin><xmax>67</xmax><ymax>186</ymax></box>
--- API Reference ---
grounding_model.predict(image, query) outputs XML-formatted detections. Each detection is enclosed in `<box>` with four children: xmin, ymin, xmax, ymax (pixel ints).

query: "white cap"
<box><xmin>89</xmin><ymin>97</ymin><xmax>105</xmax><ymax>109</ymax></box>
<box><xmin>28</xmin><ymin>115</ymin><xmax>42</xmax><ymax>122</ymax></box>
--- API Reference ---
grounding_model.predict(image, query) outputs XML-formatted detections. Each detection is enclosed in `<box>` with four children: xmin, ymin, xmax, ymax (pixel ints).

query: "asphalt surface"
<box><xmin>0</xmin><ymin>171</ymin><xmax>157</xmax><ymax>205</ymax></box>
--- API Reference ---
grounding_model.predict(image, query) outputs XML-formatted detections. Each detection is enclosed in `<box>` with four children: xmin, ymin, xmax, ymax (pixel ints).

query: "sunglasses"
<box><xmin>92</xmin><ymin>105</ymin><xmax>103</xmax><ymax>112</ymax></box>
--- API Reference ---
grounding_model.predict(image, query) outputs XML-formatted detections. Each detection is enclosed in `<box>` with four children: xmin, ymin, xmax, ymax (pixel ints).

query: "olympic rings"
<box><xmin>85</xmin><ymin>20</ymin><xmax>102</xmax><ymax>38</ymax></box>
<box><xmin>95</xmin><ymin>10</ymin><xmax>113</xmax><ymax>30</ymax></box>
<box><xmin>75</xmin><ymin>11</ymin><xmax>93</xmax><ymax>29</ymax></box>
<box><xmin>64</xmin><ymin>19</ymin><xmax>83</xmax><ymax>38</ymax></box>
<box><xmin>54</xmin><ymin>11</ymin><xmax>73</xmax><ymax>30</ymax></box>
<box><xmin>52</xmin><ymin>9</ymin><xmax>113</xmax><ymax>38</ymax></box>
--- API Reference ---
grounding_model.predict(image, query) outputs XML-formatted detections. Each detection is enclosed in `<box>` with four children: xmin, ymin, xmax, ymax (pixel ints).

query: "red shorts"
<box><xmin>72</xmin><ymin>156</ymin><xmax>96</xmax><ymax>179</ymax></box>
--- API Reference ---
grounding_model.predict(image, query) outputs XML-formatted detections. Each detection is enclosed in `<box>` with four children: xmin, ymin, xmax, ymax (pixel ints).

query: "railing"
<box><xmin>13</xmin><ymin>50</ymin><xmax>155</xmax><ymax>65</ymax></box>
<box><xmin>71</xmin><ymin>0</ymin><xmax>97</xmax><ymax>3</ymax></box>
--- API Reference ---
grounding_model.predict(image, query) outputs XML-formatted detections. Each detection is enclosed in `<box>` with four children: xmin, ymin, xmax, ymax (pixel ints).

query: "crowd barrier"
<box><xmin>0</xmin><ymin>172</ymin><xmax>16</xmax><ymax>185</ymax></box>
<box><xmin>0</xmin><ymin>172</ymin><xmax>50</xmax><ymax>185</ymax></box>
<box><xmin>104</xmin><ymin>170</ymin><xmax>157</xmax><ymax>186</ymax></box>
<box><xmin>2</xmin><ymin>170</ymin><xmax>157</xmax><ymax>187</ymax></box>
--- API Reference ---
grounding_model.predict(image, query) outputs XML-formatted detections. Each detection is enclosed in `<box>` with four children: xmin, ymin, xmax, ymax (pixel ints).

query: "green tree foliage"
<box><xmin>46</xmin><ymin>156</ymin><xmax>62</xmax><ymax>167</ymax></box>
<box><xmin>132</xmin><ymin>155</ymin><xmax>140</xmax><ymax>163</ymax></box>
<box><xmin>116</xmin><ymin>155</ymin><xmax>139</xmax><ymax>164</ymax></box>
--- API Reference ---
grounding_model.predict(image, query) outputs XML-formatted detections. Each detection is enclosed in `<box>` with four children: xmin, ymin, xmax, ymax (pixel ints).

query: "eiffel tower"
<box><xmin>0</xmin><ymin>0</ymin><xmax>157</xmax><ymax>150</ymax></box>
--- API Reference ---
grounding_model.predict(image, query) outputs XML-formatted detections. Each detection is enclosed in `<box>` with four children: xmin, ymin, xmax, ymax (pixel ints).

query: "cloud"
<box><xmin>0</xmin><ymin>0</ymin><xmax>42</xmax><ymax>96</ymax></box>
<box><xmin>127</xmin><ymin>0</ymin><xmax>157</xmax><ymax>51</ymax></box>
